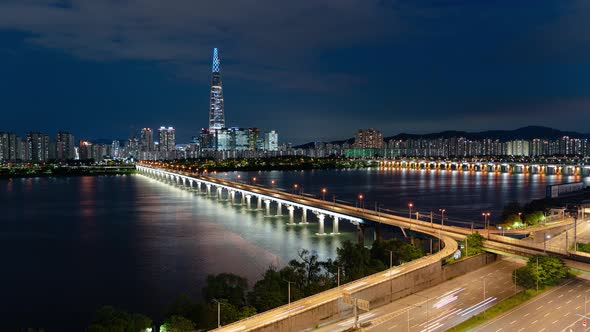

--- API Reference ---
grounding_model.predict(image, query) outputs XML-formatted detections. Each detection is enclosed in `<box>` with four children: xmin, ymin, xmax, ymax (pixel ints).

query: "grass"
<box><xmin>445</xmin><ymin>287</ymin><xmax>548</xmax><ymax>332</ymax></box>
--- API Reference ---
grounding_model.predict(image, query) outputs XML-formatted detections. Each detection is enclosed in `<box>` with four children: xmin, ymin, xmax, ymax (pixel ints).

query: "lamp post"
<box><xmin>544</xmin><ymin>233</ymin><xmax>551</xmax><ymax>253</ymax></box>
<box><xmin>293</xmin><ymin>184</ymin><xmax>298</xmax><ymax>195</ymax></box>
<box><xmin>439</xmin><ymin>209</ymin><xmax>446</xmax><ymax>227</ymax></box>
<box><xmin>358</xmin><ymin>194</ymin><xmax>364</xmax><ymax>210</ymax></box>
<box><xmin>322</xmin><ymin>188</ymin><xmax>327</xmax><ymax>201</ymax></box>
<box><xmin>408</xmin><ymin>203</ymin><xmax>414</xmax><ymax>219</ymax></box>
<box><xmin>482</xmin><ymin>212</ymin><xmax>491</xmax><ymax>238</ymax></box>
<box><xmin>498</xmin><ymin>226</ymin><xmax>504</xmax><ymax>236</ymax></box>
<box><xmin>212</xmin><ymin>299</ymin><xmax>224</xmax><ymax>328</ymax></box>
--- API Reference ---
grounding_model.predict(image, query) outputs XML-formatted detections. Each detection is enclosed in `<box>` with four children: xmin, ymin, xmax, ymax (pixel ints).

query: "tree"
<box><xmin>161</xmin><ymin>315</ymin><xmax>195</xmax><ymax>332</ymax></box>
<box><xmin>504</xmin><ymin>214</ymin><xmax>523</xmax><ymax>226</ymax></box>
<box><xmin>202</xmin><ymin>273</ymin><xmax>249</xmax><ymax>307</ymax></box>
<box><xmin>370</xmin><ymin>239</ymin><xmax>424</xmax><ymax>267</ymax></box>
<box><xmin>524</xmin><ymin>211</ymin><xmax>545</xmax><ymax>226</ymax></box>
<box><xmin>247</xmin><ymin>266</ymin><xmax>288</xmax><ymax>312</ymax></box>
<box><xmin>166</xmin><ymin>295</ymin><xmax>199</xmax><ymax>325</ymax></box>
<box><xmin>501</xmin><ymin>201</ymin><xmax>522</xmax><ymax>223</ymax></box>
<box><xmin>86</xmin><ymin>306</ymin><xmax>152</xmax><ymax>332</ymax></box>
<box><xmin>513</xmin><ymin>255</ymin><xmax>568</xmax><ymax>289</ymax></box>
<box><xmin>465</xmin><ymin>233</ymin><xmax>485</xmax><ymax>255</ymax></box>
<box><xmin>335</xmin><ymin>240</ymin><xmax>378</xmax><ymax>282</ymax></box>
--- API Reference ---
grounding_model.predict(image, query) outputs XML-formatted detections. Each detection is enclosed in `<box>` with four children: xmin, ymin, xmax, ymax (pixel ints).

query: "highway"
<box><xmin>471</xmin><ymin>278</ymin><xmax>590</xmax><ymax>332</ymax></box>
<box><xmin>312</xmin><ymin>258</ymin><xmax>524</xmax><ymax>332</ymax></box>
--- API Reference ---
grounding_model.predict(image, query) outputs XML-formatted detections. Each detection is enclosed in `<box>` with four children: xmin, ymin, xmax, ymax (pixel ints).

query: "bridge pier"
<box><xmin>331</xmin><ymin>216</ymin><xmax>340</xmax><ymax>235</ymax></box>
<box><xmin>287</xmin><ymin>206</ymin><xmax>296</xmax><ymax>225</ymax></box>
<box><xmin>301</xmin><ymin>208</ymin><xmax>308</xmax><ymax>224</ymax></box>
<box><xmin>276</xmin><ymin>202</ymin><xmax>283</xmax><ymax>216</ymax></box>
<box><xmin>356</xmin><ymin>224</ymin><xmax>365</xmax><ymax>244</ymax></box>
<box><xmin>217</xmin><ymin>187</ymin><xmax>222</xmax><ymax>200</ymax></box>
<box><xmin>230</xmin><ymin>190</ymin><xmax>236</xmax><ymax>204</ymax></box>
<box><xmin>206</xmin><ymin>184</ymin><xmax>211</xmax><ymax>196</ymax></box>
<box><xmin>316</xmin><ymin>214</ymin><xmax>326</xmax><ymax>236</ymax></box>
<box><xmin>246</xmin><ymin>195</ymin><xmax>252</xmax><ymax>209</ymax></box>
<box><xmin>264</xmin><ymin>200</ymin><xmax>271</xmax><ymax>217</ymax></box>
<box><xmin>257</xmin><ymin>196</ymin><xmax>262</xmax><ymax>210</ymax></box>
<box><xmin>241</xmin><ymin>192</ymin><xmax>245</xmax><ymax>205</ymax></box>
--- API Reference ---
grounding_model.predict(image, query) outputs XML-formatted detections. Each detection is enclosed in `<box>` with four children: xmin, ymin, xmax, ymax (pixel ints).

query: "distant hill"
<box><xmin>294</xmin><ymin>126</ymin><xmax>590</xmax><ymax>149</ymax></box>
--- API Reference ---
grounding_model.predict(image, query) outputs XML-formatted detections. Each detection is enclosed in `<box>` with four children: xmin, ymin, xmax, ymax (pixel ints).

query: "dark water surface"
<box><xmin>1</xmin><ymin>169</ymin><xmax>588</xmax><ymax>330</ymax></box>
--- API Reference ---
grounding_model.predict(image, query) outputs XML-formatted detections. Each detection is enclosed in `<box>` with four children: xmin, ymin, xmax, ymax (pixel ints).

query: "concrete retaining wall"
<box><xmin>250</xmin><ymin>253</ymin><xmax>496</xmax><ymax>331</ymax></box>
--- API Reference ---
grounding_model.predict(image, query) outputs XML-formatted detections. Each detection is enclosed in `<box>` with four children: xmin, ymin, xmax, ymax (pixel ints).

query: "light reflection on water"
<box><xmin>0</xmin><ymin>174</ymin><xmax>352</xmax><ymax>331</ymax></box>
<box><xmin>1</xmin><ymin>169</ymin><xmax>589</xmax><ymax>330</ymax></box>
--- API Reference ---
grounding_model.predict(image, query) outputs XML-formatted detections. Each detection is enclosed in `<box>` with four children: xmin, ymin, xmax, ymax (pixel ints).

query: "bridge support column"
<box><xmin>197</xmin><ymin>182</ymin><xmax>202</xmax><ymax>194</ymax></box>
<box><xmin>257</xmin><ymin>196</ymin><xmax>262</xmax><ymax>210</ymax></box>
<box><xmin>206</xmin><ymin>184</ymin><xmax>211</xmax><ymax>196</ymax></box>
<box><xmin>287</xmin><ymin>206</ymin><xmax>295</xmax><ymax>225</ymax></box>
<box><xmin>316</xmin><ymin>214</ymin><xmax>326</xmax><ymax>236</ymax></box>
<box><xmin>301</xmin><ymin>208</ymin><xmax>308</xmax><ymax>224</ymax></box>
<box><xmin>230</xmin><ymin>191</ymin><xmax>235</xmax><ymax>204</ymax></box>
<box><xmin>217</xmin><ymin>187</ymin><xmax>222</xmax><ymax>200</ymax></box>
<box><xmin>246</xmin><ymin>195</ymin><xmax>252</xmax><ymax>209</ymax></box>
<box><xmin>331</xmin><ymin>216</ymin><xmax>340</xmax><ymax>235</ymax></box>
<box><xmin>189</xmin><ymin>180</ymin><xmax>193</xmax><ymax>191</ymax></box>
<box><xmin>276</xmin><ymin>202</ymin><xmax>283</xmax><ymax>216</ymax></box>
<box><xmin>182</xmin><ymin>178</ymin><xmax>186</xmax><ymax>187</ymax></box>
<box><xmin>264</xmin><ymin>200</ymin><xmax>271</xmax><ymax>217</ymax></box>
<box><xmin>241</xmin><ymin>192</ymin><xmax>245</xmax><ymax>205</ymax></box>
<box><xmin>356</xmin><ymin>224</ymin><xmax>365</xmax><ymax>245</ymax></box>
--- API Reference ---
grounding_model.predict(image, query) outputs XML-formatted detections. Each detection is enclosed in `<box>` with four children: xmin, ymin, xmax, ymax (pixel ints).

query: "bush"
<box><xmin>524</xmin><ymin>211</ymin><xmax>545</xmax><ymax>226</ymax></box>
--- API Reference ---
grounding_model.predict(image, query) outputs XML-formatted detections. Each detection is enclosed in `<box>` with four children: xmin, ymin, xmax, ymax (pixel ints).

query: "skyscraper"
<box><xmin>55</xmin><ymin>131</ymin><xmax>75</xmax><ymax>160</ymax></box>
<box><xmin>209</xmin><ymin>48</ymin><xmax>225</xmax><ymax>132</ymax></box>
<box><xmin>140</xmin><ymin>128</ymin><xmax>154</xmax><ymax>152</ymax></box>
<box><xmin>158</xmin><ymin>127</ymin><xmax>176</xmax><ymax>152</ymax></box>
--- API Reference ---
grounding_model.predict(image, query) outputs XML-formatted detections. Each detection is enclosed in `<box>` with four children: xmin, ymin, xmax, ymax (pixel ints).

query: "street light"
<box><xmin>293</xmin><ymin>184</ymin><xmax>298</xmax><ymax>194</ymax></box>
<box><xmin>544</xmin><ymin>233</ymin><xmax>551</xmax><ymax>253</ymax></box>
<box><xmin>408</xmin><ymin>203</ymin><xmax>414</xmax><ymax>219</ymax></box>
<box><xmin>321</xmin><ymin>187</ymin><xmax>327</xmax><ymax>201</ymax></box>
<box><xmin>439</xmin><ymin>209</ymin><xmax>446</xmax><ymax>227</ymax></box>
<box><xmin>358</xmin><ymin>194</ymin><xmax>364</xmax><ymax>210</ymax></box>
<box><xmin>212</xmin><ymin>299</ymin><xmax>226</xmax><ymax>328</ymax></box>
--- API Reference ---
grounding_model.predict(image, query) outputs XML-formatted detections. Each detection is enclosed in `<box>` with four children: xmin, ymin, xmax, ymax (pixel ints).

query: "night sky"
<box><xmin>1</xmin><ymin>0</ymin><xmax>590</xmax><ymax>144</ymax></box>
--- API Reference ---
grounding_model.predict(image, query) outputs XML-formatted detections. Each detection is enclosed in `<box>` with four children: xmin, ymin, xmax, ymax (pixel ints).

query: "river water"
<box><xmin>1</xmin><ymin>169</ymin><xmax>587</xmax><ymax>330</ymax></box>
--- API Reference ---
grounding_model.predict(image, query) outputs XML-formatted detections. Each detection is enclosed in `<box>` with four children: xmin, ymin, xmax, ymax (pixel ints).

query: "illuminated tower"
<box><xmin>209</xmin><ymin>48</ymin><xmax>225</xmax><ymax>132</ymax></box>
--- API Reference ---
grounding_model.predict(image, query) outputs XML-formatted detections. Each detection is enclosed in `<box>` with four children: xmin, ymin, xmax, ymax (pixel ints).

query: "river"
<box><xmin>0</xmin><ymin>169</ymin><xmax>587</xmax><ymax>330</ymax></box>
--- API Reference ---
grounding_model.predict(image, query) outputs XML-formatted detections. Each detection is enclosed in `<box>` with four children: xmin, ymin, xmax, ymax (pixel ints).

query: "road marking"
<box><xmin>558</xmin><ymin>294</ymin><xmax>564</xmax><ymax>298</ymax></box>
<box><xmin>557</xmin><ymin>306</ymin><xmax>562</xmax><ymax>310</ymax></box>
<box><xmin>568</xmin><ymin>289</ymin><xmax>574</xmax><ymax>293</ymax></box>
<box><xmin>532</xmin><ymin>320</ymin><xmax>538</xmax><ymax>324</ymax></box>
<box><xmin>539</xmin><ymin>328</ymin><xmax>545</xmax><ymax>332</ymax></box>
<box><xmin>566</xmin><ymin>300</ymin><xmax>572</xmax><ymax>304</ymax></box>
<box><xmin>524</xmin><ymin>313</ymin><xmax>530</xmax><ymax>317</ymax></box>
<box><xmin>537</xmin><ymin>305</ymin><xmax>544</xmax><ymax>310</ymax></box>
<box><xmin>388</xmin><ymin>324</ymin><xmax>398</xmax><ymax>330</ymax></box>
<box><xmin>565</xmin><ymin>312</ymin><xmax>570</xmax><ymax>317</ymax></box>
<box><xmin>517</xmin><ymin>328</ymin><xmax>525</xmax><ymax>332</ymax></box>
<box><xmin>577</xmin><ymin>294</ymin><xmax>582</xmax><ymax>299</ymax></box>
<box><xmin>495</xmin><ymin>329</ymin><xmax>502</xmax><ymax>332</ymax></box>
<box><xmin>544</xmin><ymin>312</ymin><xmax>550</xmax><ymax>317</ymax></box>
<box><xmin>552</xmin><ymin>320</ymin><xmax>559</xmax><ymax>324</ymax></box>
<box><xmin>458</xmin><ymin>297</ymin><xmax>497</xmax><ymax>317</ymax></box>
<box><xmin>577</xmin><ymin>306</ymin><xmax>582</xmax><ymax>310</ymax></box>
<box><xmin>510</xmin><ymin>320</ymin><xmax>517</xmax><ymax>324</ymax></box>
<box><xmin>548</xmin><ymin>300</ymin><xmax>553</xmax><ymax>304</ymax></box>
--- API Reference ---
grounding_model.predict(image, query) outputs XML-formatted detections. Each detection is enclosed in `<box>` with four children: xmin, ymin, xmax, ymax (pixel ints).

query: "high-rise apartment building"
<box><xmin>158</xmin><ymin>127</ymin><xmax>176</xmax><ymax>151</ymax></box>
<box><xmin>140</xmin><ymin>128</ymin><xmax>154</xmax><ymax>152</ymax></box>
<box><xmin>55</xmin><ymin>131</ymin><xmax>75</xmax><ymax>160</ymax></box>
<box><xmin>264</xmin><ymin>130</ymin><xmax>279</xmax><ymax>151</ymax></box>
<box><xmin>26</xmin><ymin>132</ymin><xmax>49</xmax><ymax>162</ymax></box>
<box><xmin>0</xmin><ymin>132</ymin><xmax>18</xmax><ymax>162</ymax></box>
<box><xmin>353</xmin><ymin>129</ymin><xmax>384</xmax><ymax>149</ymax></box>
<box><xmin>209</xmin><ymin>48</ymin><xmax>225</xmax><ymax>132</ymax></box>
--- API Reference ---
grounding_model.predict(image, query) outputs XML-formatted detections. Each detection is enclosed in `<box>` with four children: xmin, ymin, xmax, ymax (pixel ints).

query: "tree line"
<box><xmin>85</xmin><ymin>239</ymin><xmax>424</xmax><ymax>331</ymax></box>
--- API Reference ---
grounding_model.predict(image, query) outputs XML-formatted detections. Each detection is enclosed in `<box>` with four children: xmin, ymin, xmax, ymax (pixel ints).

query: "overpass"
<box><xmin>135</xmin><ymin>164</ymin><xmax>590</xmax><ymax>331</ymax></box>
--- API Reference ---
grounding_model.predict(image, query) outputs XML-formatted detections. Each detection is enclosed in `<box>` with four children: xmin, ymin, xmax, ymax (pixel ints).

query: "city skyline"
<box><xmin>2</xmin><ymin>1</ymin><xmax>590</xmax><ymax>143</ymax></box>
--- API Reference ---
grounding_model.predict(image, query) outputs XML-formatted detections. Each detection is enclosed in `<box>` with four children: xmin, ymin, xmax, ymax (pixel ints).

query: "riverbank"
<box><xmin>0</xmin><ymin>165</ymin><xmax>136</xmax><ymax>178</ymax></box>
